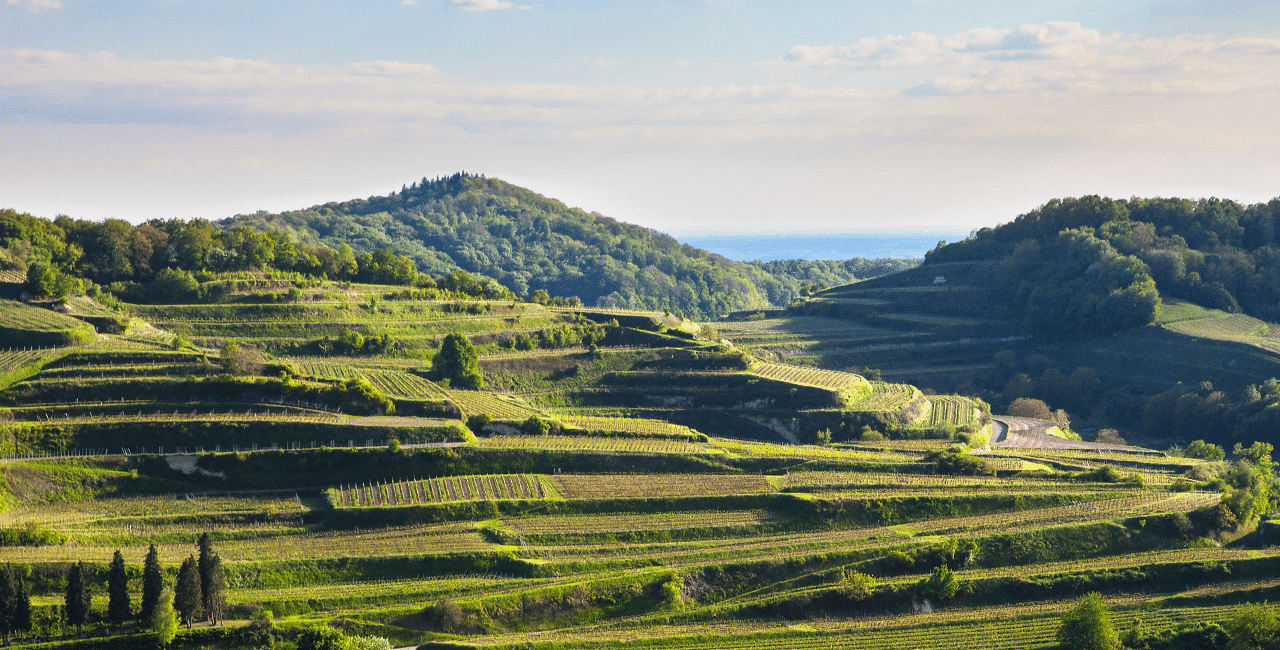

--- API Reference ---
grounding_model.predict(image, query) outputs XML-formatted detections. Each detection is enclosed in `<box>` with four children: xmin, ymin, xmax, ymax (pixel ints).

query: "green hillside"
<box><xmin>743</xmin><ymin>195</ymin><xmax>1280</xmax><ymax>450</ymax></box>
<box><xmin>219</xmin><ymin>173</ymin><xmax>916</xmax><ymax>318</ymax></box>
<box><xmin>0</xmin><ymin>190</ymin><xmax>1272</xmax><ymax>650</ymax></box>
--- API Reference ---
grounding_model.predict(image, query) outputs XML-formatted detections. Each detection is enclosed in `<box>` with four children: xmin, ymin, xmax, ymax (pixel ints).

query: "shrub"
<box><xmin>347</xmin><ymin>636</ymin><xmax>392</xmax><ymax>650</ymax></box>
<box><xmin>915</xmin><ymin>565</ymin><xmax>958</xmax><ymax>602</ymax></box>
<box><xmin>924</xmin><ymin>450</ymin><xmax>994</xmax><ymax>476</ymax></box>
<box><xmin>522</xmin><ymin>416</ymin><xmax>554</xmax><ymax>436</ymax></box>
<box><xmin>240</xmin><ymin>607</ymin><xmax>275</xmax><ymax>648</ymax></box>
<box><xmin>815</xmin><ymin>428</ymin><xmax>832</xmax><ymax>446</ymax></box>
<box><xmin>837</xmin><ymin>569</ymin><xmax>877</xmax><ymax>600</ymax></box>
<box><xmin>422</xmin><ymin>597</ymin><xmax>464</xmax><ymax>633</ymax></box>
<box><xmin>1226</xmin><ymin>602</ymin><xmax>1279</xmax><ymax>650</ymax></box>
<box><xmin>1184</xmin><ymin>439</ymin><xmax>1226</xmax><ymax>461</ymax></box>
<box><xmin>467</xmin><ymin>413</ymin><xmax>493</xmax><ymax>433</ymax></box>
<box><xmin>297</xmin><ymin>626</ymin><xmax>347</xmax><ymax>650</ymax></box>
<box><xmin>1057</xmin><ymin>592</ymin><xmax>1120</xmax><ymax>650</ymax></box>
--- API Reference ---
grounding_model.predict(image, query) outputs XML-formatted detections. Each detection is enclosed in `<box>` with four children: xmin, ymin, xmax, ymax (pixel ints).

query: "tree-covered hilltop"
<box><xmin>925</xmin><ymin>195</ymin><xmax>1280</xmax><ymax>334</ymax></box>
<box><xmin>220</xmin><ymin>173</ymin><xmax>914</xmax><ymax>318</ymax></box>
<box><xmin>0</xmin><ymin>174</ymin><xmax>916</xmax><ymax>318</ymax></box>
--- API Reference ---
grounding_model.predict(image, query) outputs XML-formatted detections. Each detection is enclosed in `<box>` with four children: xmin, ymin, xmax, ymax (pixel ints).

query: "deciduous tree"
<box><xmin>432</xmin><ymin>333</ymin><xmax>484</xmax><ymax>389</ymax></box>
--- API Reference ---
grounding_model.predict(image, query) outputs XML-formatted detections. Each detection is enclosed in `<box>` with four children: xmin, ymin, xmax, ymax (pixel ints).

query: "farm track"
<box><xmin>991</xmin><ymin>416</ymin><xmax>1148</xmax><ymax>453</ymax></box>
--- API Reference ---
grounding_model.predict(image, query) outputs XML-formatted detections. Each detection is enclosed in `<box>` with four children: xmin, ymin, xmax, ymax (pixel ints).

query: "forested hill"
<box><xmin>909</xmin><ymin>195</ymin><xmax>1280</xmax><ymax>338</ymax></box>
<box><xmin>221</xmin><ymin>173</ymin><xmax>916</xmax><ymax>318</ymax></box>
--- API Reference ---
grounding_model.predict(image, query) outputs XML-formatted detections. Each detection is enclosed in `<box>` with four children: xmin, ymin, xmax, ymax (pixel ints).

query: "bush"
<box><xmin>296</xmin><ymin>626</ymin><xmax>347</xmax><ymax>650</ymax></box>
<box><xmin>1185</xmin><ymin>439</ymin><xmax>1226</xmax><ymax>461</ymax></box>
<box><xmin>522</xmin><ymin>416</ymin><xmax>555</xmax><ymax>436</ymax></box>
<box><xmin>915</xmin><ymin>565</ymin><xmax>958</xmax><ymax>602</ymax></box>
<box><xmin>422</xmin><ymin>597</ymin><xmax>464</xmax><ymax>633</ymax></box>
<box><xmin>1226</xmin><ymin>602</ymin><xmax>1279</xmax><ymax>650</ymax></box>
<box><xmin>347</xmin><ymin>636</ymin><xmax>392</xmax><ymax>650</ymax></box>
<box><xmin>837</xmin><ymin>569</ymin><xmax>877</xmax><ymax>600</ymax></box>
<box><xmin>467</xmin><ymin>413</ymin><xmax>493</xmax><ymax>433</ymax></box>
<box><xmin>240</xmin><ymin>607</ymin><xmax>275</xmax><ymax>648</ymax></box>
<box><xmin>924</xmin><ymin>450</ymin><xmax>994</xmax><ymax>476</ymax></box>
<box><xmin>1057</xmin><ymin>592</ymin><xmax>1120</xmax><ymax>650</ymax></box>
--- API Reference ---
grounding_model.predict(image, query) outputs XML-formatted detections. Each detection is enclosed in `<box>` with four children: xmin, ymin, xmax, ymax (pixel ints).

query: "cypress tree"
<box><xmin>204</xmin><ymin>554</ymin><xmax>226</xmax><ymax>626</ymax></box>
<box><xmin>141</xmin><ymin>544</ymin><xmax>163</xmax><ymax>622</ymax></box>
<box><xmin>0</xmin><ymin>565</ymin><xmax>15</xmax><ymax>641</ymax></box>
<box><xmin>107</xmin><ymin>549</ymin><xmax>131</xmax><ymax>624</ymax></box>
<box><xmin>174</xmin><ymin>555</ymin><xmax>202</xmax><ymax>628</ymax></box>
<box><xmin>197</xmin><ymin>533</ymin><xmax>214</xmax><ymax>621</ymax></box>
<box><xmin>64</xmin><ymin>562</ymin><xmax>90</xmax><ymax>634</ymax></box>
<box><xmin>12</xmin><ymin>573</ymin><xmax>29</xmax><ymax>640</ymax></box>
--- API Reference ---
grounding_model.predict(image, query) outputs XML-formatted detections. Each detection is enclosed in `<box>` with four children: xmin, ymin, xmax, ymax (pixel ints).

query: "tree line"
<box><xmin>3</xmin><ymin>174</ymin><xmax>914</xmax><ymax>319</ymax></box>
<box><xmin>927</xmin><ymin>194</ymin><xmax>1280</xmax><ymax>335</ymax></box>
<box><xmin>49</xmin><ymin>533</ymin><xmax>227</xmax><ymax>643</ymax></box>
<box><xmin>219</xmin><ymin>173</ymin><xmax>912</xmax><ymax>318</ymax></box>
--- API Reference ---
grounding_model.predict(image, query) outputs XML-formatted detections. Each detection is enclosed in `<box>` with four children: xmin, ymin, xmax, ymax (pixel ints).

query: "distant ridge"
<box><xmin>221</xmin><ymin>173</ymin><xmax>916</xmax><ymax>319</ymax></box>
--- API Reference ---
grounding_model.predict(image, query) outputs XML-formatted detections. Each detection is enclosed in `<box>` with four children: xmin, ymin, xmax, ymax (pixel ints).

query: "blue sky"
<box><xmin>4</xmin><ymin>0</ymin><xmax>1280</xmax><ymax>235</ymax></box>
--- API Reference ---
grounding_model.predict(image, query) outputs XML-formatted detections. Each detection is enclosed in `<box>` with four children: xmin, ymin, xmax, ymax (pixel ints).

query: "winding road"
<box><xmin>991</xmin><ymin>416</ymin><xmax>1151</xmax><ymax>453</ymax></box>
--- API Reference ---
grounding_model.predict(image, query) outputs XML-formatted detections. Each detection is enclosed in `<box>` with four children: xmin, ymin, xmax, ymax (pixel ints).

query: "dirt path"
<box><xmin>991</xmin><ymin>416</ymin><xmax>1149</xmax><ymax>453</ymax></box>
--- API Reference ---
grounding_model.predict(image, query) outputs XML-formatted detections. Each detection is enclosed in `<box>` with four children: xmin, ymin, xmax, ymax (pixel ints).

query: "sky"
<box><xmin>3</xmin><ymin>0</ymin><xmax>1280</xmax><ymax>237</ymax></box>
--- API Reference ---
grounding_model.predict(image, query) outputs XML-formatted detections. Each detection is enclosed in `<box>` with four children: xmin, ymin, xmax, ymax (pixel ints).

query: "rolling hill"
<box><xmin>218</xmin><ymin>173</ymin><xmax>916</xmax><ymax>319</ymax></box>
<box><xmin>746</xmin><ymin>195</ymin><xmax>1280</xmax><ymax>449</ymax></box>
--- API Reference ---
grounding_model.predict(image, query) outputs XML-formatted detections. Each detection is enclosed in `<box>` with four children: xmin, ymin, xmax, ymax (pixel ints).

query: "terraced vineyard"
<box><xmin>506</xmin><ymin>509</ymin><xmax>774</xmax><ymax>535</ymax></box>
<box><xmin>846</xmin><ymin>382</ymin><xmax>920</xmax><ymax>411</ymax></box>
<box><xmin>754</xmin><ymin>362</ymin><xmax>868</xmax><ymax>392</ymax></box>
<box><xmin>925</xmin><ymin>395</ymin><xmax>979</xmax><ymax>426</ymax></box>
<box><xmin>290</xmin><ymin>360</ymin><xmax>446</xmax><ymax>398</ymax></box>
<box><xmin>478</xmin><ymin>434</ymin><xmax>708</xmax><ymax>455</ymax></box>
<box><xmin>0</xmin><ymin>270</ymin><xmax>1270</xmax><ymax>650</ymax></box>
<box><xmin>447</xmin><ymin>389</ymin><xmax>543</xmax><ymax>419</ymax></box>
<box><xmin>335</xmin><ymin>474</ymin><xmax>552</xmax><ymax>507</ymax></box>
<box><xmin>551</xmin><ymin>474</ymin><xmax>775</xmax><ymax>498</ymax></box>
<box><xmin>561</xmin><ymin>415</ymin><xmax>700</xmax><ymax>439</ymax></box>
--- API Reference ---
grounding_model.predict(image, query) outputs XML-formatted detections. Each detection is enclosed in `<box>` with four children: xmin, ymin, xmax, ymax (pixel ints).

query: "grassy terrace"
<box><xmin>0</xmin><ymin>280</ymin><xmax>1265</xmax><ymax>650</ymax></box>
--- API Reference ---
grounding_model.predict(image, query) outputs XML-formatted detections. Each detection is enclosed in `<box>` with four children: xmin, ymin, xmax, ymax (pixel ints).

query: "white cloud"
<box><xmin>401</xmin><ymin>0</ymin><xmax>416</xmax><ymax>5</ymax></box>
<box><xmin>345</xmin><ymin>60</ymin><xmax>437</xmax><ymax>76</ymax></box>
<box><xmin>769</xmin><ymin>21</ymin><xmax>1280</xmax><ymax>97</ymax></box>
<box><xmin>451</xmin><ymin>0</ymin><xmax>513</xmax><ymax>11</ymax></box>
<box><xmin>7</xmin><ymin>0</ymin><xmax>60</xmax><ymax>13</ymax></box>
<box><xmin>5</xmin><ymin>33</ymin><xmax>1280</xmax><ymax>232</ymax></box>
